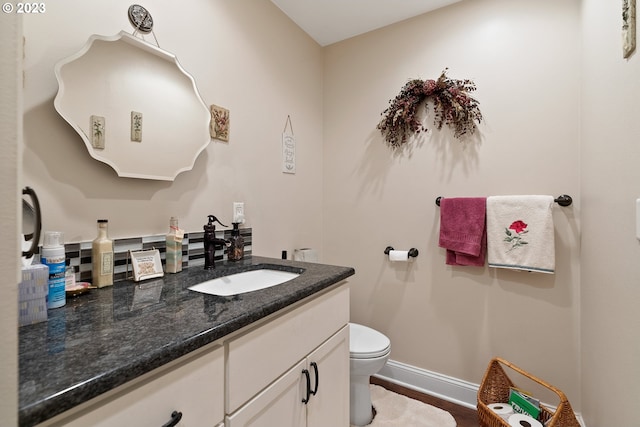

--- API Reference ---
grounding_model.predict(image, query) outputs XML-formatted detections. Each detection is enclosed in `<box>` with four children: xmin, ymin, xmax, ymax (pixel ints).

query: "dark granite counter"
<box><xmin>18</xmin><ymin>256</ymin><xmax>354</xmax><ymax>426</ymax></box>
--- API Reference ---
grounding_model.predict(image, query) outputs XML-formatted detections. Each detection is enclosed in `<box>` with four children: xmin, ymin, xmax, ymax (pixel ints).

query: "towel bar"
<box><xmin>435</xmin><ymin>195</ymin><xmax>572</xmax><ymax>207</ymax></box>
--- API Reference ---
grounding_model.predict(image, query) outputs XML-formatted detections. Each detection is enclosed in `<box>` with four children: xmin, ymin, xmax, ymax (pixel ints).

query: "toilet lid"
<box><xmin>349</xmin><ymin>323</ymin><xmax>391</xmax><ymax>359</ymax></box>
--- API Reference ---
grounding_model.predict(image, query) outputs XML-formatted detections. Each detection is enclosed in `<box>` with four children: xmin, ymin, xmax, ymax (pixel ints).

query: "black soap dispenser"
<box><xmin>228</xmin><ymin>223</ymin><xmax>245</xmax><ymax>261</ymax></box>
<box><xmin>203</xmin><ymin>215</ymin><xmax>228</xmax><ymax>270</ymax></box>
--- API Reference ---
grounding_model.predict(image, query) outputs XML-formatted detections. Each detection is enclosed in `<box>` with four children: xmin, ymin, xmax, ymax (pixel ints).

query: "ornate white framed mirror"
<box><xmin>54</xmin><ymin>31</ymin><xmax>210</xmax><ymax>181</ymax></box>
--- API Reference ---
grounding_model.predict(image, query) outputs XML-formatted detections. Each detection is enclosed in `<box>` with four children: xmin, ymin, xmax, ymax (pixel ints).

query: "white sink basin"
<box><xmin>188</xmin><ymin>269</ymin><xmax>300</xmax><ymax>296</ymax></box>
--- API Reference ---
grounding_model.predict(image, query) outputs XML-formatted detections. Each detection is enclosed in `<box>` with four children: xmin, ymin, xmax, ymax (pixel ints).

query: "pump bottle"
<box><xmin>228</xmin><ymin>223</ymin><xmax>244</xmax><ymax>261</ymax></box>
<box><xmin>92</xmin><ymin>219</ymin><xmax>113</xmax><ymax>287</ymax></box>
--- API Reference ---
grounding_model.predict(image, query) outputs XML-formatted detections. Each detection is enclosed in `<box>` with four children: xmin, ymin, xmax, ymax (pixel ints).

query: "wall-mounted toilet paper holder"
<box><xmin>384</xmin><ymin>246</ymin><xmax>419</xmax><ymax>258</ymax></box>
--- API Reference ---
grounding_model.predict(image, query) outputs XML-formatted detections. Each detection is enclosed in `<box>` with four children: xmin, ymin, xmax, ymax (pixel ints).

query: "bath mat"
<box><xmin>352</xmin><ymin>384</ymin><xmax>457</xmax><ymax>427</ymax></box>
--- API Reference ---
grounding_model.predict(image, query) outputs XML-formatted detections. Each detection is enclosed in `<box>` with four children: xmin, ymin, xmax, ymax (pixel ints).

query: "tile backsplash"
<box><xmin>50</xmin><ymin>228</ymin><xmax>252</xmax><ymax>283</ymax></box>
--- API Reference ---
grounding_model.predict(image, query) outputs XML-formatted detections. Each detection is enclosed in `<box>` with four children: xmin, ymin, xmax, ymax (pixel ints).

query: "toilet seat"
<box><xmin>349</xmin><ymin>323</ymin><xmax>391</xmax><ymax>359</ymax></box>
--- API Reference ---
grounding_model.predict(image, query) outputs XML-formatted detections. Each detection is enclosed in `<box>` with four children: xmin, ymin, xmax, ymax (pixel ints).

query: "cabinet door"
<box><xmin>226</xmin><ymin>359</ymin><xmax>306</xmax><ymax>427</ymax></box>
<box><xmin>307</xmin><ymin>326</ymin><xmax>350</xmax><ymax>427</ymax></box>
<box><xmin>227</xmin><ymin>286</ymin><xmax>349</xmax><ymax>413</ymax></box>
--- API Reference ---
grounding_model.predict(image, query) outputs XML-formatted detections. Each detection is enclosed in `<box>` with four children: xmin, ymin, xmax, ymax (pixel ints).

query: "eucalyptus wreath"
<box><xmin>377</xmin><ymin>69</ymin><xmax>483</xmax><ymax>148</ymax></box>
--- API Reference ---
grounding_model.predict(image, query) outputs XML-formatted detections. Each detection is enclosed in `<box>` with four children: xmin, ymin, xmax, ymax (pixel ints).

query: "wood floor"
<box><xmin>371</xmin><ymin>376</ymin><xmax>481</xmax><ymax>427</ymax></box>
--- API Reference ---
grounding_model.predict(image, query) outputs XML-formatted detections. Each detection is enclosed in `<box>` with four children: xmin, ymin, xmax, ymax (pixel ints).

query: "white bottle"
<box><xmin>41</xmin><ymin>231</ymin><xmax>66</xmax><ymax>309</ymax></box>
<box><xmin>165</xmin><ymin>217</ymin><xmax>183</xmax><ymax>273</ymax></box>
<box><xmin>92</xmin><ymin>219</ymin><xmax>113</xmax><ymax>287</ymax></box>
<box><xmin>65</xmin><ymin>265</ymin><xmax>76</xmax><ymax>290</ymax></box>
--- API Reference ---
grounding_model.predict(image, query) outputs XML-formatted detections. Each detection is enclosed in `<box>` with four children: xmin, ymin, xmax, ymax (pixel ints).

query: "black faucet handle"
<box><xmin>207</xmin><ymin>215</ymin><xmax>228</xmax><ymax>228</ymax></box>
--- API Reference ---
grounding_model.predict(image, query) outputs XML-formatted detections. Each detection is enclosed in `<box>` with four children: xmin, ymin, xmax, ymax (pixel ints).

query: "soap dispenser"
<box><xmin>228</xmin><ymin>223</ymin><xmax>245</xmax><ymax>261</ymax></box>
<box><xmin>203</xmin><ymin>215</ymin><xmax>228</xmax><ymax>270</ymax></box>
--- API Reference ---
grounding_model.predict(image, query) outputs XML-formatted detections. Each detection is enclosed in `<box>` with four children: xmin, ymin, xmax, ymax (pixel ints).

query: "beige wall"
<box><xmin>0</xmin><ymin>12</ymin><xmax>21</xmax><ymax>426</ymax></box>
<box><xmin>16</xmin><ymin>0</ymin><xmax>640</xmax><ymax>424</ymax></box>
<box><xmin>323</xmin><ymin>0</ymin><xmax>582</xmax><ymax>409</ymax></box>
<box><xmin>580</xmin><ymin>0</ymin><xmax>640</xmax><ymax>425</ymax></box>
<box><xmin>22</xmin><ymin>0</ymin><xmax>324</xmax><ymax>258</ymax></box>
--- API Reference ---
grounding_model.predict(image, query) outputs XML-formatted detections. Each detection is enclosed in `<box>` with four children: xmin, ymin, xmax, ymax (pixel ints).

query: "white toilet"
<box><xmin>349</xmin><ymin>322</ymin><xmax>391</xmax><ymax>426</ymax></box>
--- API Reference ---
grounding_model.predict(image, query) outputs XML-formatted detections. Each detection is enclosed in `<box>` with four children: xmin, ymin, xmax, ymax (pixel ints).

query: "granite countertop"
<box><xmin>18</xmin><ymin>256</ymin><xmax>355</xmax><ymax>427</ymax></box>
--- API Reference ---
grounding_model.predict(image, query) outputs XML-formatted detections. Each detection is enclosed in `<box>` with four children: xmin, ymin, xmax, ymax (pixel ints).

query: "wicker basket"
<box><xmin>477</xmin><ymin>357</ymin><xmax>580</xmax><ymax>427</ymax></box>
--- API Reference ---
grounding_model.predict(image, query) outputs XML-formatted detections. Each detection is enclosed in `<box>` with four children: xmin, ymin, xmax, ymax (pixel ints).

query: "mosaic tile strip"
<box><xmin>39</xmin><ymin>228</ymin><xmax>252</xmax><ymax>284</ymax></box>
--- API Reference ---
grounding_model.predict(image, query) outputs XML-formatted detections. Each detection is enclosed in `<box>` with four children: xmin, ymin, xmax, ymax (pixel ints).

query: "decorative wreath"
<box><xmin>377</xmin><ymin>69</ymin><xmax>483</xmax><ymax>148</ymax></box>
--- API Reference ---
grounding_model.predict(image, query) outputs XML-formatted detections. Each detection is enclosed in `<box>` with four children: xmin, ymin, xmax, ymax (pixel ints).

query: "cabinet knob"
<box><xmin>161</xmin><ymin>410</ymin><xmax>183</xmax><ymax>427</ymax></box>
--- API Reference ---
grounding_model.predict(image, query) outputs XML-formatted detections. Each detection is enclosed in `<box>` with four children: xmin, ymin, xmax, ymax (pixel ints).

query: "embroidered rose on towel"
<box><xmin>509</xmin><ymin>220</ymin><xmax>527</xmax><ymax>234</ymax></box>
<box><xmin>504</xmin><ymin>220</ymin><xmax>528</xmax><ymax>251</ymax></box>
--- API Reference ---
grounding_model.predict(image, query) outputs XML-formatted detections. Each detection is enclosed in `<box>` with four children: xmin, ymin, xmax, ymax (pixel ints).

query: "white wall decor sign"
<box><xmin>282</xmin><ymin>115</ymin><xmax>295</xmax><ymax>174</ymax></box>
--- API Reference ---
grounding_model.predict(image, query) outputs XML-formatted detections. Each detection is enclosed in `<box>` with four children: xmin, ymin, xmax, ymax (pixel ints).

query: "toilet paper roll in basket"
<box><xmin>508</xmin><ymin>413</ymin><xmax>543</xmax><ymax>427</ymax></box>
<box><xmin>488</xmin><ymin>403</ymin><xmax>514</xmax><ymax>421</ymax></box>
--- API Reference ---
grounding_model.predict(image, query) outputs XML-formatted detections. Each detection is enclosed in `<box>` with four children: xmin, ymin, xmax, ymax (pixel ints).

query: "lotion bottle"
<box><xmin>165</xmin><ymin>216</ymin><xmax>183</xmax><ymax>273</ymax></box>
<box><xmin>42</xmin><ymin>231</ymin><xmax>66</xmax><ymax>309</ymax></box>
<box><xmin>92</xmin><ymin>219</ymin><xmax>113</xmax><ymax>287</ymax></box>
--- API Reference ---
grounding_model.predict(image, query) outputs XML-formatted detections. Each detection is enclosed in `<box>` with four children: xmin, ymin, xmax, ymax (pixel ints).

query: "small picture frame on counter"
<box><xmin>128</xmin><ymin>249</ymin><xmax>164</xmax><ymax>282</ymax></box>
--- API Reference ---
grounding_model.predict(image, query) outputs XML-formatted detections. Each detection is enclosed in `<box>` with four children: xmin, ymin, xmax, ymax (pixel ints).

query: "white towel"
<box><xmin>486</xmin><ymin>195</ymin><xmax>555</xmax><ymax>274</ymax></box>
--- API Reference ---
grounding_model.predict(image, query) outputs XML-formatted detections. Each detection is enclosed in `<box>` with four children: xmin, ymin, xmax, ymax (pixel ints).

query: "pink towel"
<box><xmin>438</xmin><ymin>197</ymin><xmax>487</xmax><ymax>267</ymax></box>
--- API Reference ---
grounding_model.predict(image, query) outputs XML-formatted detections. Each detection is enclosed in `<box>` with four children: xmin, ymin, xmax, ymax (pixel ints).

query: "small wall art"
<box><xmin>210</xmin><ymin>104</ymin><xmax>230</xmax><ymax>142</ymax></box>
<box><xmin>623</xmin><ymin>0</ymin><xmax>636</xmax><ymax>58</ymax></box>
<box><xmin>131</xmin><ymin>111</ymin><xmax>143</xmax><ymax>142</ymax></box>
<box><xmin>90</xmin><ymin>115</ymin><xmax>105</xmax><ymax>149</ymax></box>
<box><xmin>282</xmin><ymin>115</ymin><xmax>295</xmax><ymax>174</ymax></box>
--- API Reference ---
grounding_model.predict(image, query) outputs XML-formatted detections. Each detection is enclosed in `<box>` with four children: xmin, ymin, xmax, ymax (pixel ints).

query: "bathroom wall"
<box><xmin>19</xmin><ymin>0</ymin><xmax>640</xmax><ymax>424</ymax></box>
<box><xmin>323</xmin><ymin>0</ymin><xmax>582</xmax><ymax>409</ymax></box>
<box><xmin>0</xmin><ymin>14</ymin><xmax>21</xmax><ymax>426</ymax></box>
<box><xmin>580</xmin><ymin>0</ymin><xmax>640</xmax><ymax>425</ymax></box>
<box><xmin>22</xmin><ymin>0</ymin><xmax>324</xmax><ymax>258</ymax></box>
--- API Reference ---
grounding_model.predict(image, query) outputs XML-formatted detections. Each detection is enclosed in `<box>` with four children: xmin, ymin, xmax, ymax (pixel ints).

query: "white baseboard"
<box><xmin>375</xmin><ymin>359</ymin><xmax>479</xmax><ymax>410</ymax></box>
<box><xmin>374</xmin><ymin>359</ymin><xmax>586</xmax><ymax>427</ymax></box>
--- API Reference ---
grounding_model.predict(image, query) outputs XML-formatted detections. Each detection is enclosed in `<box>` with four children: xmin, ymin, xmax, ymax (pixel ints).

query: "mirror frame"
<box><xmin>54</xmin><ymin>31</ymin><xmax>211</xmax><ymax>181</ymax></box>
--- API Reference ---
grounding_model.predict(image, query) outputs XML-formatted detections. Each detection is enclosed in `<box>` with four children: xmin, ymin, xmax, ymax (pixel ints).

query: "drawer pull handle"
<box><xmin>161</xmin><ymin>410</ymin><xmax>182</xmax><ymax>427</ymax></box>
<box><xmin>302</xmin><ymin>369</ymin><xmax>311</xmax><ymax>404</ymax></box>
<box><xmin>310</xmin><ymin>362</ymin><xmax>319</xmax><ymax>396</ymax></box>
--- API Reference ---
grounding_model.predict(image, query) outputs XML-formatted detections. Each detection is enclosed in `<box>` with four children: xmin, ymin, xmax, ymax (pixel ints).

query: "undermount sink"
<box><xmin>188</xmin><ymin>269</ymin><xmax>300</xmax><ymax>296</ymax></box>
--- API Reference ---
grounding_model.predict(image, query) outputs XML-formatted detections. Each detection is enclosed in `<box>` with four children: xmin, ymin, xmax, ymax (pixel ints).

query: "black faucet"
<box><xmin>203</xmin><ymin>215</ymin><xmax>229</xmax><ymax>270</ymax></box>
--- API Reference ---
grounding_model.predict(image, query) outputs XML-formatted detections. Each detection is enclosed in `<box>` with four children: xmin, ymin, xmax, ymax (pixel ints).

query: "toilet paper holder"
<box><xmin>384</xmin><ymin>246</ymin><xmax>419</xmax><ymax>258</ymax></box>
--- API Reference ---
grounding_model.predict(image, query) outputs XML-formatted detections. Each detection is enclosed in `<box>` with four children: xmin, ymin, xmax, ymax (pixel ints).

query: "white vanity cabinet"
<box><xmin>33</xmin><ymin>283</ymin><xmax>350</xmax><ymax>427</ymax></box>
<box><xmin>225</xmin><ymin>286</ymin><xmax>350</xmax><ymax>427</ymax></box>
<box><xmin>37</xmin><ymin>344</ymin><xmax>225</xmax><ymax>427</ymax></box>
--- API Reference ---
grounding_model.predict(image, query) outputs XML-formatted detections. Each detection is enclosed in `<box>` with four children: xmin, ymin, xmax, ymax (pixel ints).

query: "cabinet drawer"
<box><xmin>42</xmin><ymin>345</ymin><xmax>224</xmax><ymax>427</ymax></box>
<box><xmin>226</xmin><ymin>285</ymin><xmax>349</xmax><ymax>413</ymax></box>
